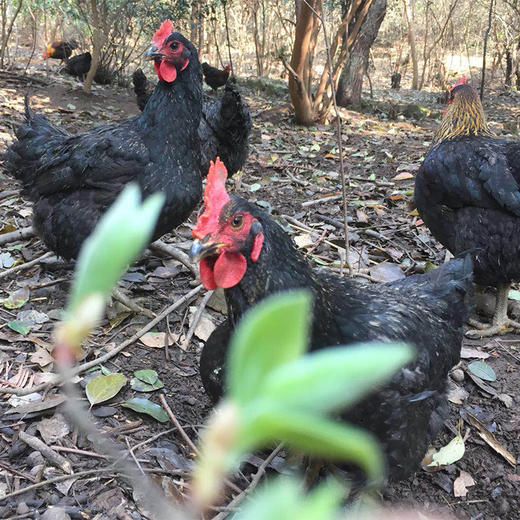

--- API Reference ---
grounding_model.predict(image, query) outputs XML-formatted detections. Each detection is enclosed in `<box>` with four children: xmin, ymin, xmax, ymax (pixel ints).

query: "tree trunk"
<box><xmin>0</xmin><ymin>0</ymin><xmax>23</xmax><ymax>68</ymax></box>
<box><xmin>480</xmin><ymin>0</ymin><xmax>494</xmax><ymax>100</ymax></box>
<box><xmin>288</xmin><ymin>0</ymin><xmax>318</xmax><ymax>125</ymax></box>
<box><xmin>83</xmin><ymin>0</ymin><xmax>105</xmax><ymax>94</ymax></box>
<box><xmin>402</xmin><ymin>0</ymin><xmax>418</xmax><ymax>89</ymax></box>
<box><xmin>336</xmin><ymin>0</ymin><xmax>386</xmax><ymax>108</ymax></box>
<box><xmin>505</xmin><ymin>47</ymin><xmax>512</xmax><ymax>87</ymax></box>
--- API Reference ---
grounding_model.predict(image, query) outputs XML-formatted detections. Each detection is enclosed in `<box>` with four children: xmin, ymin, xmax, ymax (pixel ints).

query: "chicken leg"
<box><xmin>466</xmin><ymin>283</ymin><xmax>520</xmax><ymax>337</ymax></box>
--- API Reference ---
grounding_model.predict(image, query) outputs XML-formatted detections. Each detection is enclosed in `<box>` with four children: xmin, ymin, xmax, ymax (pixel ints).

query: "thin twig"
<box><xmin>302</xmin><ymin>194</ymin><xmax>342</xmax><ymax>207</ymax></box>
<box><xmin>182</xmin><ymin>290</ymin><xmax>213</xmax><ymax>349</ymax></box>
<box><xmin>112</xmin><ymin>287</ymin><xmax>155</xmax><ymax>318</ymax></box>
<box><xmin>312</xmin><ymin>0</ymin><xmax>352</xmax><ymax>275</ymax></box>
<box><xmin>0</xmin><ymin>226</ymin><xmax>35</xmax><ymax>246</ymax></box>
<box><xmin>212</xmin><ymin>444</ymin><xmax>284</xmax><ymax>520</ymax></box>
<box><xmin>159</xmin><ymin>394</ymin><xmax>199</xmax><ymax>455</ymax></box>
<box><xmin>0</xmin><ymin>285</ymin><xmax>203</xmax><ymax>396</ymax></box>
<box><xmin>0</xmin><ymin>467</ymin><xmax>187</xmax><ymax>503</ymax></box>
<box><xmin>0</xmin><ymin>251</ymin><xmax>52</xmax><ymax>280</ymax></box>
<box><xmin>150</xmin><ymin>240</ymin><xmax>198</xmax><ymax>277</ymax></box>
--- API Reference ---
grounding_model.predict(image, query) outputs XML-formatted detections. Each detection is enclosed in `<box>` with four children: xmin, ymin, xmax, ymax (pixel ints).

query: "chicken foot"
<box><xmin>466</xmin><ymin>283</ymin><xmax>520</xmax><ymax>337</ymax></box>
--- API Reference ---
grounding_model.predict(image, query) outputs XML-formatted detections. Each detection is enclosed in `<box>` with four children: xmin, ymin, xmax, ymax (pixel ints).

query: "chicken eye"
<box><xmin>170</xmin><ymin>41</ymin><xmax>179</xmax><ymax>51</ymax></box>
<box><xmin>230</xmin><ymin>214</ymin><xmax>244</xmax><ymax>230</ymax></box>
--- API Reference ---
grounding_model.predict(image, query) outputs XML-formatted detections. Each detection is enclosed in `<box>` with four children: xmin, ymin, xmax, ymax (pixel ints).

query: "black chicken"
<box><xmin>201</xmin><ymin>63</ymin><xmax>231</xmax><ymax>91</ymax></box>
<box><xmin>61</xmin><ymin>52</ymin><xmax>92</xmax><ymax>81</ymax></box>
<box><xmin>132</xmin><ymin>68</ymin><xmax>251</xmax><ymax>177</ymax></box>
<box><xmin>415</xmin><ymin>80</ymin><xmax>520</xmax><ymax>337</ymax></box>
<box><xmin>189</xmin><ymin>159</ymin><xmax>472</xmax><ymax>482</ymax></box>
<box><xmin>43</xmin><ymin>40</ymin><xmax>78</xmax><ymax>61</ymax></box>
<box><xmin>6</xmin><ymin>21</ymin><xmax>202</xmax><ymax>260</ymax></box>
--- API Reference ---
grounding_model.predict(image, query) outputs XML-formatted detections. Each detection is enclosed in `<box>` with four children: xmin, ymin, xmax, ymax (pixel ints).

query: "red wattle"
<box><xmin>154</xmin><ymin>61</ymin><xmax>177</xmax><ymax>83</ymax></box>
<box><xmin>214</xmin><ymin>252</ymin><xmax>247</xmax><ymax>288</ymax></box>
<box><xmin>160</xmin><ymin>61</ymin><xmax>177</xmax><ymax>82</ymax></box>
<box><xmin>200</xmin><ymin>259</ymin><xmax>217</xmax><ymax>290</ymax></box>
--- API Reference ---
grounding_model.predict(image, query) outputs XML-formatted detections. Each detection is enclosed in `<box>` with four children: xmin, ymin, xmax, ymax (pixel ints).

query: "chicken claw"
<box><xmin>466</xmin><ymin>283</ymin><xmax>520</xmax><ymax>337</ymax></box>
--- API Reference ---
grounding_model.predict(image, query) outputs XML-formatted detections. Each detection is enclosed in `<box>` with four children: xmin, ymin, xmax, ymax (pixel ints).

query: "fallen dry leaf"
<box><xmin>447</xmin><ymin>381</ymin><xmax>469</xmax><ymax>405</ymax></box>
<box><xmin>139</xmin><ymin>332</ymin><xmax>174</xmax><ymax>349</ymax></box>
<box><xmin>392</xmin><ymin>171</ymin><xmax>414</xmax><ymax>181</ymax></box>
<box><xmin>453</xmin><ymin>470</ymin><xmax>475</xmax><ymax>497</ymax></box>
<box><xmin>464</xmin><ymin>412</ymin><xmax>516</xmax><ymax>466</ymax></box>
<box><xmin>460</xmin><ymin>347</ymin><xmax>490</xmax><ymax>360</ymax></box>
<box><xmin>30</xmin><ymin>347</ymin><xmax>54</xmax><ymax>367</ymax></box>
<box><xmin>194</xmin><ymin>316</ymin><xmax>216</xmax><ymax>343</ymax></box>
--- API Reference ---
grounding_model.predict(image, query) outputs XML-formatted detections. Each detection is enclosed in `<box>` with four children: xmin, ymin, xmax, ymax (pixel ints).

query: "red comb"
<box><xmin>153</xmin><ymin>20</ymin><xmax>174</xmax><ymax>46</ymax></box>
<box><xmin>193</xmin><ymin>158</ymin><xmax>230</xmax><ymax>239</ymax></box>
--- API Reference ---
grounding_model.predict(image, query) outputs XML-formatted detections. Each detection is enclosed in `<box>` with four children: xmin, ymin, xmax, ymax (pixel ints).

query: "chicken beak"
<box><xmin>189</xmin><ymin>237</ymin><xmax>226</xmax><ymax>263</ymax></box>
<box><xmin>145</xmin><ymin>45</ymin><xmax>163</xmax><ymax>60</ymax></box>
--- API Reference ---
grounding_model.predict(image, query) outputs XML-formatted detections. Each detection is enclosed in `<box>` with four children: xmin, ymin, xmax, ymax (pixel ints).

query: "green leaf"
<box><xmin>227</xmin><ymin>291</ymin><xmax>311</xmax><ymax>405</ymax></box>
<box><xmin>236</xmin><ymin>407</ymin><xmax>384</xmax><ymax>483</ymax></box>
<box><xmin>427</xmin><ymin>433</ymin><xmax>465</xmax><ymax>468</ymax></box>
<box><xmin>508</xmin><ymin>289</ymin><xmax>520</xmax><ymax>301</ymax></box>
<box><xmin>122</xmin><ymin>397</ymin><xmax>169</xmax><ymax>423</ymax></box>
<box><xmin>467</xmin><ymin>360</ymin><xmax>496</xmax><ymax>382</ymax></box>
<box><xmin>2</xmin><ymin>287</ymin><xmax>30</xmax><ymax>309</ymax></box>
<box><xmin>134</xmin><ymin>369</ymin><xmax>160</xmax><ymax>384</ymax></box>
<box><xmin>130</xmin><ymin>370</ymin><xmax>163</xmax><ymax>392</ymax></box>
<box><xmin>7</xmin><ymin>320</ymin><xmax>30</xmax><ymax>336</ymax></box>
<box><xmin>86</xmin><ymin>373</ymin><xmax>127</xmax><ymax>406</ymax></box>
<box><xmin>69</xmin><ymin>184</ymin><xmax>164</xmax><ymax>311</ymax></box>
<box><xmin>235</xmin><ymin>478</ymin><xmax>343</xmax><ymax>520</ymax></box>
<box><xmin>260</xmin><ymin>342</ymin><xmax>413</xmax><ymax>414</ymax></box>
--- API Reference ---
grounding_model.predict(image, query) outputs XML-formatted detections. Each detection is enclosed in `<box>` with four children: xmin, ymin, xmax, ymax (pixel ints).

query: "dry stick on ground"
<box><xmin>112</xmin><ymin>287</ymin><xmax>155</xmax><ymax>319</ymax></box>
<box><xmin>0</xmin><ymin>189</ymin><xmax>20</xmax><ymax>200</ymax></box>
<box><xmin>0</xmin><ymin>467</ymin><xmax>188</xmax><ymax>503</ymax></box>
<box><xmin>302</xmin><ymin>194</ymin><xmax>342</xmax><ymax>207</ymax></box>
<box><xmin>159</xmin><ymin>394</ymin><xmax>243</xmax><ymax>496</ymax></box>
<box><xmin>0</xmin><ymin>285</ymin><xmax>204</xmax><ymax>397</ymax></box>
<box><xmin>182</xmin><ymin>290</ymin><xmax>213</xmax><ymax>349</ymax></box>
<box><xmin>0</xmin><ymin>251</ymin><xmax>52</xmax><ymax>280</ymax></box>
<box><xmin>159</xmin><ymin>394</ymin><xmax>199</xmax><ymax>454</ymax></box>
<box><xmin>212</xmin><ymin>444</ymin><xmax>285</xmax><ymax>520</ymax></box>
<box><xmin>18</xmin><ymin>431</ymin><xmax>72</xmax><ymax>473</ymax></box>
<box><xmin>305</xmin><ymin>0</ymin><xmax>352</xmax><ymax>275</ymax></box>
<box><xmin>150</xmin><ymin>240</ymin><xmax>198</xmax><ymax>277</ymax></box>
<box><xmin>0</xmin><ymin>226</ymin><xmax>35</xmax><ymax>246</ymax></box>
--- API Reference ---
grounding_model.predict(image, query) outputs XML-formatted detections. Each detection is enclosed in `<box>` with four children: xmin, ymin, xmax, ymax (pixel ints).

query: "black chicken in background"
<box><xmin>415</xmin><ymin>78</ymin><xmax>520</xmax><ymax>337</ymax></box>
<box><xmin>5</xmin><ymin>21</ymin><xmax>202</xmax><ymax>260</ymax></box>
<box><xmin>201</xmin><ymin>62</ymin><xmax>231</xmax><ymax>91</ymax></box>
<box><xmin>61</xmin><ymin>52</ymin><xmax>92</xmax><ymax>81</ymax></box>
<box><xmin>132</xmin><ymin>67</ymin><xmax>251</xmax><ymax>177</ymax></box>
<box><xmin>189</xmin><ymin>159</ymin><xmax>473</xmax><ymax>483</ymax></box>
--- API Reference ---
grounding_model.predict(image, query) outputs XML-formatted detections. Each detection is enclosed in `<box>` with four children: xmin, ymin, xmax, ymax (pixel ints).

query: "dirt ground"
<box><xmin>0</xmin><ymin>64</ymin><xmax>518</xmax><ymax>520</ymax></box>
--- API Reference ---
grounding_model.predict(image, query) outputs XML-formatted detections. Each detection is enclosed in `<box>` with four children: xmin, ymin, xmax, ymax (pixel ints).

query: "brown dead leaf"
<box><xmin>392</xmin><ymin>171</ymin><xmax>414</xmax><ymax>181</ymax></box>
<box><xmin>30</xmin><ymin>347</ymin><xmax>54</xmax><ymax>367</ymax></box>
<box><xmin>498</xmin><ymin>393</ymin><xmax>513</xmax><ymax>408</ymax></box>
<box><xmin>294</xmin><ymin>234</ymin><xmax>314</xmax><ymax>248</ymax></box>
<box><xmin>193</xmin><ymin>316</ymin><xmax>215</xmax><ymax>343</ymax></box>
<box><xmin>139</xmin><ymin>332</ymin><xmax>174</xmax><ymax>349</ymax></box>
<box><xmin>447</xmin><ymin>381</ymin><xmax>469</xmax><ymax>405</ymax></box>
<box><xmin>464</xmin><ymin>412</ymin><xmax>516</xmax><ymax>466</ymax></box>
<box><xmin>460</xmin><ymin>347</ymin><xmax>490</xmax><ymax>360</ymax></box>
<box><xmin>453</xmin><ymin>470</ymin><xmax>475</xmax><ymax>497</ymax></box>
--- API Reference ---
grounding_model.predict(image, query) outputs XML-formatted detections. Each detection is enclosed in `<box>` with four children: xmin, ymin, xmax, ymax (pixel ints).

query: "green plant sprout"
<box><xmin>192</xmin><ymin>291</ymin><xmax>414</xmax><ymax>509</ymax></box>
<box><xmin>53</xmin><ymin>184</ymin><xmax>163</xmax><ymax>362</ymax></box>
